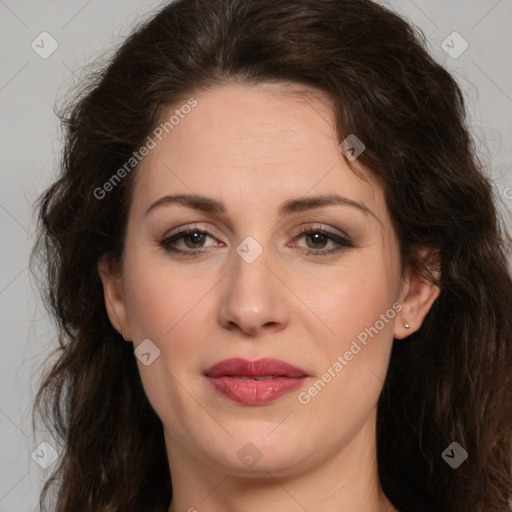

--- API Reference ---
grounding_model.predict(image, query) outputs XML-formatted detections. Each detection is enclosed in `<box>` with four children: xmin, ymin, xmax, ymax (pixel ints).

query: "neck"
<box><xmin>164</xmin><ymin>410</ymin><xmax>398</xmax><ymax>512</ymax></box>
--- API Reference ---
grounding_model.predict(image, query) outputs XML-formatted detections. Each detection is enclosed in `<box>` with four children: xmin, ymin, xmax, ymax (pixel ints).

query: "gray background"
<box><xmin>1</xmin><ymin>1</ymin><xmax>511</xmax><ymax>510</ymax></box>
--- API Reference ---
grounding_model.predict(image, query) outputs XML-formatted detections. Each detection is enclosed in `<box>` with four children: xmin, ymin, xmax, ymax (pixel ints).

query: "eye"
<box><xmin>293</xmin><ymin>225</ymin><xmax>353</xmax><ymax>257</ymax></box>
<box><xmin>159</xmin><ymin>225</ymin><xmax>220</xmax><ymax>255</ymax></box>
<box><xmin>158</xmin><ymin>223</ymin><xmax>353</xmax><ymax>258</ymax></box>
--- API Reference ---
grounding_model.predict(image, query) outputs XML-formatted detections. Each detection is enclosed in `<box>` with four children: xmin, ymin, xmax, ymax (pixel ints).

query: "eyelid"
<box><xmin>164</xmin><ymin>223</ymin><xmax>215</xmax><ymax>239</ymax></box>
<box><xmin>162</xmin><ymin>222</ymin><xmax>349</xmax><ymax>242</ymax></box>
<box><xmin>159</xmin><ymin>222</ymin><xmax>354</xmax><ymax>257</ymax></box>
<box><xmin>295</xmin><ymin>222</ymin><xmax>350</xmax><ymax>239</ymax></box>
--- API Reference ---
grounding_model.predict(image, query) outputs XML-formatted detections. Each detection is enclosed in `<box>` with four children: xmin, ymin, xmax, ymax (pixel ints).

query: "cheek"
<box><xmin>122</xmin><ymin>250</ymin><xmax>214</xmax><ymax>383</ymax></box>
<box><xmin>295</xmin><ymin>258</ymin><xmax>397</xmax><ymax>402</ymax></box>
<box><xmin>295</xmin><ymin>276</ymin><xmax>395</xmax><ymax>431</ymax></box>
<box><xmin>294</xmin><ymin>255</ymin><xmax>397</xmax><ymax>346</ymax></box>
<box><xmin>121</xmin><ymin>256</ymin><xmax>207</xmax><ymax>420</ymax></box>
<box><xmin>124</xmin><ymin>270</ymin><xmax>171</xmax><ymax>341</ymax></box>
<box><xmin>123</xmin><ymin>248</ymin><xmax>203</xmax><ymax>341</ymax></box>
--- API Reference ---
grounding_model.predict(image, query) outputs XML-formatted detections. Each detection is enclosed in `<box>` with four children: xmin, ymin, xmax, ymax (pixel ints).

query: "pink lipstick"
<box><xmin>204</xmin><ymin>358</ymin><xmax>308</xmax><ymax>405</ymax></box>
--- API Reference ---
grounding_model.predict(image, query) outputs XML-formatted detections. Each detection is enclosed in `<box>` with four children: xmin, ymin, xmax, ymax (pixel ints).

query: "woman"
<box><xmin>30</xmin><ymin>0</ymin><xmax>512</xmax><ymax>511</ymax></box>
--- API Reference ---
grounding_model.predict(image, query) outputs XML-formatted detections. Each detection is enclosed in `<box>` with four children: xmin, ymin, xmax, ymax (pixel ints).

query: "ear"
<box><xmin>97</xmin><ymin>254</ymin><xmax>132</xmax><ymax>342</ymax></box>
<box><xmin>394</xmin><ymin>248</ymin><xmax>441</xmax><ymax>340</ymax></box>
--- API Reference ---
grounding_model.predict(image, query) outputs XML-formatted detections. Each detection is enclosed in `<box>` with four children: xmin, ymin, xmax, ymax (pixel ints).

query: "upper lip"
<box><xmin>204</xmin><ymin>358</ymin><xmax>308</xmax><ymax>378</ymax></box>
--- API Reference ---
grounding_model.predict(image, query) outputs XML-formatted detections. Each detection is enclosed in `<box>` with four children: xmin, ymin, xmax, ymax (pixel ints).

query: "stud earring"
<box><xmin>404</xmin><ymin>322</ymin><xmax>410</xmax><ymax>329</ymax></box>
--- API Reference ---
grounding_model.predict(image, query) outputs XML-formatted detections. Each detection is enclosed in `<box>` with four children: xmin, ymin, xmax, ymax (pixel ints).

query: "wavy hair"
<box><xmin>30</xmin><ymin>0</ymin><xmax>512</xmax><ymax>510</ymax></box>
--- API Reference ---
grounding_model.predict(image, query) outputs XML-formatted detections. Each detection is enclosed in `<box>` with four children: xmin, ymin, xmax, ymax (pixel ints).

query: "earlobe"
<box><xmin>97</xmin><ymin>255</ymin><xmax>132</xmax><ymax>342</ymax></box>
<box><xmin>394</xmin><ymin>261</ymin><xmax>440</xmax><ymax>340</ymax></box>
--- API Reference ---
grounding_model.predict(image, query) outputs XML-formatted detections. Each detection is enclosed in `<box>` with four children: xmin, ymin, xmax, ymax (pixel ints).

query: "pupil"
<box><xmin>187</xmin><ymin>232</ymin><xmax>204</xmax><ymax>247</ymax></box>
<box><xmin>308</xmin><ymin>233</ymin><xmax>326</xmax><ymax>248</ymax></box>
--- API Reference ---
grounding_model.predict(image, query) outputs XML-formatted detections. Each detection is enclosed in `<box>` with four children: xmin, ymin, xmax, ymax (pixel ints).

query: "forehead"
<box><xmin>129</xmin><ymin>82</ymin><xmax>385</xmax><ymax>220</ymax></box>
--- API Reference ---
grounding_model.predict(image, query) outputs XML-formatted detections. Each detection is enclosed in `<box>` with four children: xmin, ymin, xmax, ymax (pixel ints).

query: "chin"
<box><xmin>200</xmin><ymin>428</ymin><xmax>310</xmax><ymax>476</ymax></box>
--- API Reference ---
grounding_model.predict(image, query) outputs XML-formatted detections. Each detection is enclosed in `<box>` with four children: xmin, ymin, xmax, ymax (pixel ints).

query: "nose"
<box><xmin>218</xmin><ymin>246</ymin><xmax>290</xmax><ymax>336</ymax></box>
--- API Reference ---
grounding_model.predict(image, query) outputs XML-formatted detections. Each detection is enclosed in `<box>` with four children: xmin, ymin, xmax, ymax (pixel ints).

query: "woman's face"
<box><xmin>99</xmin><ymin>81</ymin><xmax>432</xmax><ymax>478</ymax></box>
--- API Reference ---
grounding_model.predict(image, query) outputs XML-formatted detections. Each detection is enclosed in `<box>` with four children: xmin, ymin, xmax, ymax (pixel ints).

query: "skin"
<box><xmin>98</xmin><ymin>81</ymin><xmax>439</xmax><ymax>512</ymax></box>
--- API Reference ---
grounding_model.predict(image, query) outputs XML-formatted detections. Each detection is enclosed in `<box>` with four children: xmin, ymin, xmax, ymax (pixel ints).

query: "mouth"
<box><xmin>204</xmin><ymin>358</ymin><xmax>308</xmax><ymax>405</ymax></box>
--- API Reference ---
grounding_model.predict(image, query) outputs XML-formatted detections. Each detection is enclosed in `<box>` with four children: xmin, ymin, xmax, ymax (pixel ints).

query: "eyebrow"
<box><xmin>144</xmin><ymin>193</ymin><xmax>375</xmax><ymax>218</ymax></box>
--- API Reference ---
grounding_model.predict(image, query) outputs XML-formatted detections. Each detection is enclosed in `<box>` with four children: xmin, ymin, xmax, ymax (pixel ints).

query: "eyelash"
<box><xmin>158</xmin><ymin>224</ymin><xmax>353</xmax><ymax>258</ymax></box>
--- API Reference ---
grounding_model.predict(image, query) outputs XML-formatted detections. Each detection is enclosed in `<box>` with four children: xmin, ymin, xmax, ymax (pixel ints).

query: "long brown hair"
<box><xmin>30</xmin><ymin>0</ymin><xmax>512</xmax><ymax>510</ymax></box>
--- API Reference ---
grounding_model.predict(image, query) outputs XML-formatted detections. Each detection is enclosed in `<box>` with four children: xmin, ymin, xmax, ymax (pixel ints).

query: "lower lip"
<box><xmin>207</xmin><ymin>376</ymin><xmax>306</xmax><ymax>405</ymax></box>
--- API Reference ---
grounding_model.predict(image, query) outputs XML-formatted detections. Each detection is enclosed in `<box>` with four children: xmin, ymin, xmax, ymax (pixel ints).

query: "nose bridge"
<box><xmin>218</xmin><ymin>235</ymin><xmax>289</xmax><ymax>335</ymax></box>
<box><xmin>232</xmin><ymin>239</ymin><xmax>271</xmax><ymax>294</ymax></box>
